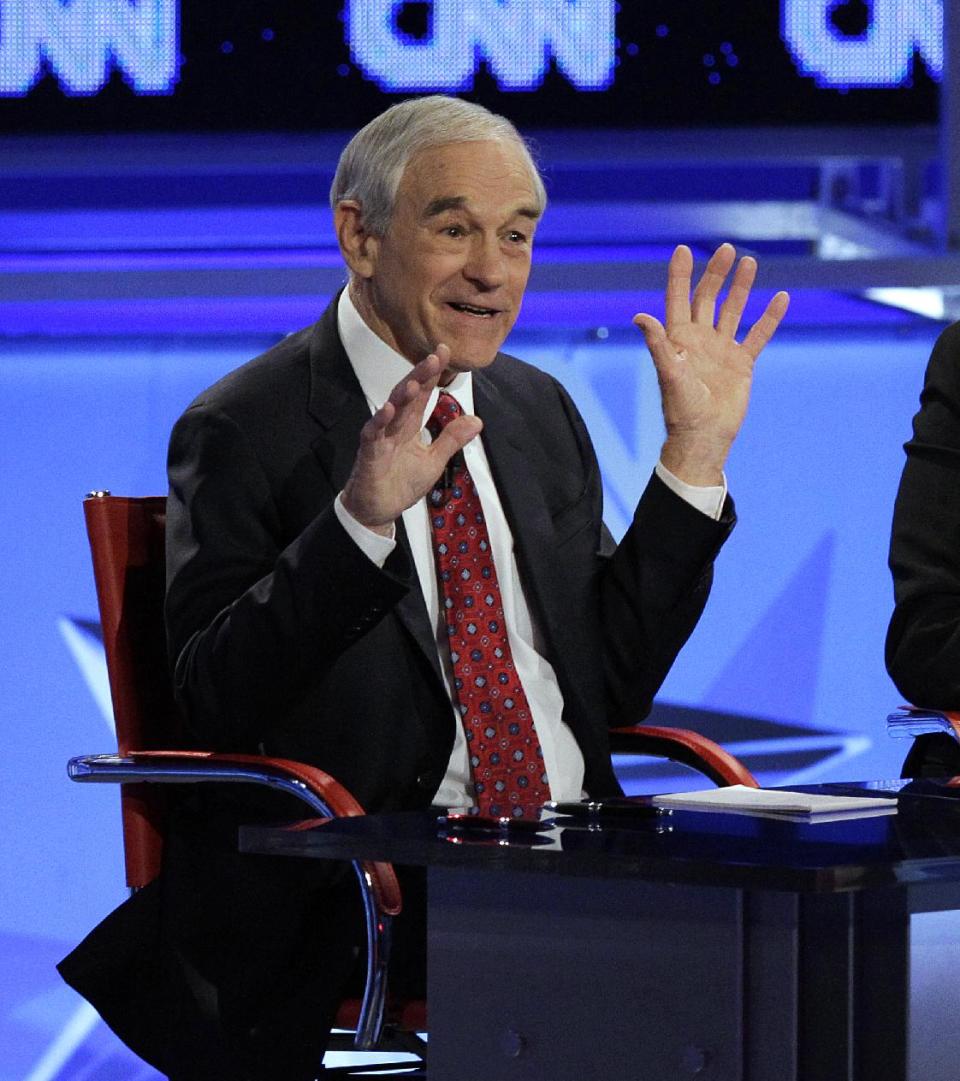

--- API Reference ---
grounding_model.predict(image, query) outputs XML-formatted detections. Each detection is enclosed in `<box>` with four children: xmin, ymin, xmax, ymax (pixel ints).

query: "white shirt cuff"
<box><xmin>334</xmin><ymin>492</ymin><xmax>396</xmax><ymax>567</ymax></box>
<box><xmin>655</xmin><ymin>461</ymin><xmax>727</xmax><ymax>521</ymax></box>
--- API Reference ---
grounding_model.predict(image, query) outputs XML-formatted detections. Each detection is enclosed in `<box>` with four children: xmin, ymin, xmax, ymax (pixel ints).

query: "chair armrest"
<box><xmin>133</xmin><ymin>750</ymin><xmax>402</xmax><ymax>919</ymax></box>
<box><xmin>132</xmin><ymin>750</ymin><xmax>363</xmax><ymax>817</ymax></box>
<box><xmin>887</xmin><ymin>706</ymin><xmax>960</xmax><ymax>745</ymax></box>
<box><xmin>67</xmin><ymin>750</ymin><xmax>398</xmax><ymax>1049</ymax></box>
<box><xmin>607</xmin><ymin>725</ymin><xmax>759</xmax><ymax>788</ymax></box>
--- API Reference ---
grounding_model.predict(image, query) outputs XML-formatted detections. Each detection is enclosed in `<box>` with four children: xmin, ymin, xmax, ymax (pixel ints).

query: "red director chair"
<box><xmin>67</xmin><ymin>492</ymin><xmax>758</xmax><ymax>1072</ymax></box>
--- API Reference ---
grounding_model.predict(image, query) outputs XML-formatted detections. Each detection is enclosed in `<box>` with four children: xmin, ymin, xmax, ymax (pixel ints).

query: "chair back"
<box><xmin>84</xmin><ymin>492</ymin><xmax>180</xmax><ymax>888</ymax></box>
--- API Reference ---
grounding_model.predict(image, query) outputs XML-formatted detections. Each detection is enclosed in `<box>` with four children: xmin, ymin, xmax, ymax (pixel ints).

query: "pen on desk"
<box><xmin>542</xmin><ymin>799</ymin><xmax>666</xmax><ymax>821</ymax></box>
<box><xmin>438</xmin><ymin>812</ymin><xmax>545</xmax><ymax>835</ymax></box>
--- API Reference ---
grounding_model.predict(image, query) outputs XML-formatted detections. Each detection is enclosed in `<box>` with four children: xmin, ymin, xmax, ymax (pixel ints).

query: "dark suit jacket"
<box><xmin>887</xmin><ymin>321</ymin><xmax>960</xmax><ymax>776</ymax></box>
<box><xmin>61</xmin><ymin>297</ymin><xmax>734</xmax><ymax>1078</ymax></box>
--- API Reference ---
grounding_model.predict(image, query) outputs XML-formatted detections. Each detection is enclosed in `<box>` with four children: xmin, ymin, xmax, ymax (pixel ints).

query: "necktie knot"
<box><xmin>428</xmin><ymin>391</ymin><xmax>463</xmax><ymax>438</ymax></box>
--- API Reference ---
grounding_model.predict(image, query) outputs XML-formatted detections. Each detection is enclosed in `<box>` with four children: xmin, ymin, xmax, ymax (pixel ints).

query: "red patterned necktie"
<box><xmin>427</xmin><ymin>391</ymin><xmax>548</xmax><ymax>818</ymax></box>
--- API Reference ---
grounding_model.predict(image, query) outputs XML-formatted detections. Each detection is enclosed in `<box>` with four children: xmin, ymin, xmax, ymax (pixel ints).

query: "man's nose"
<box><xmin>463</xmin><ymin>235</ymin><xmax>506</xmax><ymax>289</ymax></box>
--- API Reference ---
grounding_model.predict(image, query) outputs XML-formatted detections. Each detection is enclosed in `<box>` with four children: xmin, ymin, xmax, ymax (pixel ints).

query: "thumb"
<box><xmin>633</xmin><ymin>313</ymin><xmax>681</xmax><ymax>377</ymax></box>
<box><xmin>633</xmin><ymin>312</ymin><xmax>668</xmax><ymax>352</ymax></box>
<box><xmin>431</xmin><ymin>414</ymin><xmax>483</xmax><ymax>464</ymax></box>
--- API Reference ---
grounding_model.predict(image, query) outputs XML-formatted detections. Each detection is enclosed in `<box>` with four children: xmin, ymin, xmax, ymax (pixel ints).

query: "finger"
<box><xmin>383</xmin><ymin>351</ymin><xmax>447</xmax><ymax>440</ymax></box>
<box><xmin>691</xmin><ymin>242</ymin><xmax>736</xmax><ymax>325</ymax></box>
<box><xmin>741</xmin><ymin>291</ymin><xmax>790</xmax><ymax>359</ymax></box>
<box><xmin>716</xmin><ymin>255</ymin><xmax>757</xmax><ymax>338</ymax></box>
<box><xmin>384</xmin><ymin>376</ymin><xmax>425</xmax><ymax>425</ymax></box>
<box><xmin>358</xmin><ymin>400</ymin><xmax>396</xmax><ymax>446</ymax></box>
<box><xmin>633</xmin><ymin>313</ymin><xmax>683</xmax><ymax>382</ymax></box>
<box><xmin>433</xmin><ymin>342</ymin><xmax>452</xmax><ymax>380</ymax></box>
<box><xmin>407</xmin><ymin>343</ymin><xmax>450</xmax><ymax>390</ymax></box>
<box><xmin>664</xmin><ymin>244</ymin><xmax>694</xmax><ymax>329</ymax></box>
<box><xmin>411</xmin><ymin>344</ymin><xmax>450</xmax><ymax>390</ymax></box>
<box><xmin>429</xmin><ymin>413</ymin><xmax>483</xmax><ymax>462</ymax></box>
<box><xmin>388</xmin><ymin>356</ymin><xmax>441</xmax><ymax>410</ymax></box>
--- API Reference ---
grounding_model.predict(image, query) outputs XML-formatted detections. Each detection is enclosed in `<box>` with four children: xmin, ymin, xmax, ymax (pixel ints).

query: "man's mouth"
<box><xmin>448</xmin><ymin>302</ymin><xmax>500</xmax><ymax>318</ymax></box>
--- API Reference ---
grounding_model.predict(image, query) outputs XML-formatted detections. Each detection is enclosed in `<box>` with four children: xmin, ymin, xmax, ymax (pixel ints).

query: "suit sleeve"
<box><xmin>886</xmin><ymin>322</ymin><xmax>960</xmax><ymax>708</ymax></box>
<box><xmin>549</xmin><ymin>379</ymin><xmax>735</xmax><ymax>727</ymax></box>
<box><xmin>165</xmin><ymin>402</ymin><xmax>413</xmax><ymax>748</ymax></box>
<box><xmin>601</xmin><ymin>474</ymin><xmax>734</xmax><ymax>722</ymax></box>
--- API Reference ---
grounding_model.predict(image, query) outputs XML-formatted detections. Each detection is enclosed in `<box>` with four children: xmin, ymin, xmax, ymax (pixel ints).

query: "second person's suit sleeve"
<box><xmin>887</xmin><ymin>322</ymin><xmax>960</xmax><ymax>708</ymax></box>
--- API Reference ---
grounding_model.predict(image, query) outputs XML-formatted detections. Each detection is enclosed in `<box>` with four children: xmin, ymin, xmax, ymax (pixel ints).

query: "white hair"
<box><xmin>330</xmin><ymin>96</ymin><xmax>547</xmax><ymax>235</ymax></box>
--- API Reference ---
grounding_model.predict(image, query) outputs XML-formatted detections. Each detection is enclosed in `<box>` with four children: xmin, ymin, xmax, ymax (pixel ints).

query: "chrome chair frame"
<box><xmin>67</xmin><ymin>751</ymin><xmax>392</xmax><ymax>1051</ymax></box>
<box><xmin>887</xmin><ymin>706</ymin><xmax>960</xmax><ymax>745</ymax></box>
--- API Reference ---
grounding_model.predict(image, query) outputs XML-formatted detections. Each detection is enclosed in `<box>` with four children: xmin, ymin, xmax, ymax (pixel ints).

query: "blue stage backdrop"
<box><xmin>0</xmin><ymin>316</ymin><xmax>943</xmax><ymax>1078</ymax></box>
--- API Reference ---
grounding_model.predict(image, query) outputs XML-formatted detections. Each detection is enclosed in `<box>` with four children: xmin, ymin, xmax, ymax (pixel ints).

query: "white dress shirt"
<box><xmin>333</xmin><ymin>288</ymin><xmax>724</xmax><ymax>808</ymax></box>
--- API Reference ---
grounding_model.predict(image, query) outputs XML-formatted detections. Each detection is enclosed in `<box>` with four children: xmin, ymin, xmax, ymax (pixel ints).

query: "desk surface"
<box><xmin>239</xmin><ymin>779</ymin><xmax>960</xmax><ymax>895</ymax></box>
<box><xmin>242</xmin><ymin>780</ymin><xmax>960</xmax><ymax>1080</ymax></box>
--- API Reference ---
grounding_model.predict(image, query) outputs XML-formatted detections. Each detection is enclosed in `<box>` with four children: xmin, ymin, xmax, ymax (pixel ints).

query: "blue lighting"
<box><xmin>0</xmin><ymin>0</ymin><xmax>180</xmax><ymax>97</ymax></box>
<box><xmin>781</xmin><ymin>0</ymin><xmax>942</xmax><ymax>88</ymax></box>
<box><xmin>345</xmin><ymin>0</ymin><xmax>615</xmax><ymax>92</ymax></box>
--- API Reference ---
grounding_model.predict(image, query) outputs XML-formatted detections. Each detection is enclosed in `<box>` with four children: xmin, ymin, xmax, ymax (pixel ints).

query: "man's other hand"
<box><xmin>341</xmin><ymin>344</ymin><xmax>483</xmax><ymax>535</ymax></box>
<box><xmin>633</xmin><ymin>243</ymin><xmax>789</xmax><ymax>487</ymax></box>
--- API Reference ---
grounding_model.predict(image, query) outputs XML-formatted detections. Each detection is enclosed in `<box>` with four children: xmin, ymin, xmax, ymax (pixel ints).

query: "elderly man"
<box><xmin>60</xmin><ymin>96</ymin><xmax>787</xmax><ymax>1080</ymax></box>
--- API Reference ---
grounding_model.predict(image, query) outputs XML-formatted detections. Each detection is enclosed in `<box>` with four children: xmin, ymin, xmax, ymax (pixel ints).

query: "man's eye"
<box><xmin>444</xmin><ymin>226</ymin><xmax>464</xmax><ymax>238</ymax></box>
<box><xmin>507</xmin><ymin>230</ymin><xmax>528</xmax><ymax>244</ymax></box>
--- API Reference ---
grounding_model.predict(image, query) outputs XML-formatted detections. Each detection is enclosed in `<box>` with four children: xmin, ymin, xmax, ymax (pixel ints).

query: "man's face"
<box><xmin>353</xmin><ymin>139</ymin><xmax>540</xmax><ymax>375</ymax></box>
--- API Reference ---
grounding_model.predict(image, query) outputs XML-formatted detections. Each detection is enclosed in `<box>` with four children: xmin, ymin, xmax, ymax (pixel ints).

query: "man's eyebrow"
<box><xmin>423</xmin><ymin>196</ymin><xmax>467</xmax><ymax>218</ymax></box>
<box><xmin>421</xmin><ymin>196</ymin><xmax>542</xmax><ymax>222</ymax></box>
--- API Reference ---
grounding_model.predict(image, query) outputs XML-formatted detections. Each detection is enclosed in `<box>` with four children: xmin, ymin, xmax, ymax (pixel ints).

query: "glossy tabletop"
<box><xmin>240</xmin><ymin>778</ymin><xmax>960</xmax><ymax>1080</ymax></box>
<box><xmin>238</xmin><ymin>778</ymin><xmax>960</xmax><ymax>895</ymax></box>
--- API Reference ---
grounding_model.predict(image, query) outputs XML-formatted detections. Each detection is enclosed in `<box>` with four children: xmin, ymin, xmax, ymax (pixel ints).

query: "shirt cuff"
<box><xmin>334</xmin><ymin>492</ymin><xmax>396</xmax><ymax>567</ymax></box>
<box><xmin>654</xmin><ymin>461</ymin><xmax>727</xmax><ymax>521</ymax></box>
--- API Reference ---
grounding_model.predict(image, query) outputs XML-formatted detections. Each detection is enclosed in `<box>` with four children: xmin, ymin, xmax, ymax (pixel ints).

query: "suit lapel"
<box><xmin>305</xmin><ymin>302</ymin><xmax>444</xmax><ymax>687</ymax></box>
<box><xmin>389</xmin><ymin>519</ymin><xmax>445</xmax><ymax>687</ymax></box>
<box><xmin>306</xmin><ymin>301</ymin><xmax>369</xmax><ymax>490</ymax></box>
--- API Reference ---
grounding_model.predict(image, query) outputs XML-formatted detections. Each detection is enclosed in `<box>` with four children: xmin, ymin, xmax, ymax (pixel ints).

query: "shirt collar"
<box><xmin>337</xmin><ymin>288</ymin><xmax>475</xmax><ymax>423</ymax></box>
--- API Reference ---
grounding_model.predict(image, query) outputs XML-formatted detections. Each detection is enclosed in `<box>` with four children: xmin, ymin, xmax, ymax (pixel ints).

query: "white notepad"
<box><xmin>651</xmin><ymin>784</ymin><xmax>898</xmax><ymax>822</ymax></box>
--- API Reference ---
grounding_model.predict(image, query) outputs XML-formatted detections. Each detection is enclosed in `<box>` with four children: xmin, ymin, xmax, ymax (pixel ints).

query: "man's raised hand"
<box><xmin>633</xmin><ymin>243</ymin><xmax>789</xmax><ymax>486</ymax></box>
<box><xmin>341</xmin><ymin>344</ymin><xmax>482</xmax><ymax>535</ymax></box>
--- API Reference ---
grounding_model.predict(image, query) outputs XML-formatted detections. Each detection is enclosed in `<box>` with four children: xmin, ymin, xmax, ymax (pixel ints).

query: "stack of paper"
<box><xmin>651</xmin><ymin>784</ymin><xmax>898</xmax><ymax>823</ymax></box>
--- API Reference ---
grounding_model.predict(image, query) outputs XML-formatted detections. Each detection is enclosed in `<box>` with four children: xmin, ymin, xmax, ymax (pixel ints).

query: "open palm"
<box><xmin>341</xmin><ymin>344</ymin><xmax>482</xmax><ymax>534</ymax></box>
<box><xmin>634</xmin><ymin>243</ymin><xmax>789</xmax><ymax>486</ymax></box>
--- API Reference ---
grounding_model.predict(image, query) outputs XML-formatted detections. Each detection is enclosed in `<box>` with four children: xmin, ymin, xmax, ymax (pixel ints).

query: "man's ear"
<box><xmin>335</xmin><ymin>200</ymin><xmax>379</xmax><ymax>279</ymax></box>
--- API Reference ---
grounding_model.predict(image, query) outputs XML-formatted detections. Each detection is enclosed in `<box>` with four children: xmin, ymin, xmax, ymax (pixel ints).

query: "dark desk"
<box><xmin>241</xmin><ymin>782</ymin><xmax>960</xmax><ymax>1081</ymax></box>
